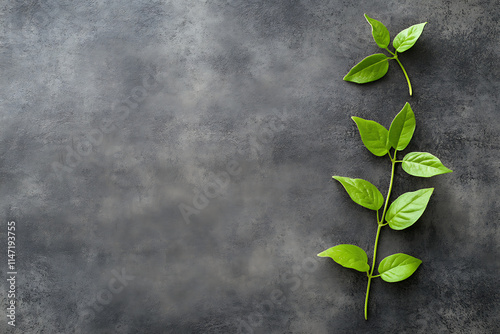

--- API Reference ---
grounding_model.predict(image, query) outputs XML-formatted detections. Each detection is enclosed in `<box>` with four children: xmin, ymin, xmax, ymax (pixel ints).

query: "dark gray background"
<box><xmin>1</xmin><ymin>0</ymin><xmax>499</xmax><ymax>333</ymax></box>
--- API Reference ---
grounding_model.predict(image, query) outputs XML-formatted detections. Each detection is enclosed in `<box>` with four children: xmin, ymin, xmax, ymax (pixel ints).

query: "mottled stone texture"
<box><xmin>0</xmin><ymin>0</ymin><xmax>498</xmax><ymax>333</ymax></box>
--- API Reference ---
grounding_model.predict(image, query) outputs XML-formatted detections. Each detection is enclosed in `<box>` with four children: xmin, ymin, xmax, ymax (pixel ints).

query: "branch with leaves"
<box><xmin>318</xmin><ymin>102</ymin><xmax>452</xmax><ymax>319</ymax></box>
<box><xmin>343</xmin><ymin>14</ymin><xmax>427</xmax><ymax>96</ymax></box>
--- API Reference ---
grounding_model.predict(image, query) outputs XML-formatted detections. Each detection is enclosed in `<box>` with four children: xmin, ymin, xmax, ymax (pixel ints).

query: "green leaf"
<box><xmin>343</xmin><ymin>54</ymin><xmax>389</xmax><ymax>84</ymax></box>
<box><xmin>332</xmin><ymin>176</ymin><xmax>384</xmax><ymax>211</ymax></box>
<box><xmin>388</xmin><ymin>102</ymin><xmax>416</xmax><ymax>150</ymax></box>
<box><xmin>352</xmin><ymin>116</ymin><xmax>389</xmax><ymax>156</ymax></box>
<box><xmin>378</xmin><ymin>253</ymin><xmax>422</xmax><ymax>282</ymax></box>
<box><xmin>386</xmin><ymin>188</ymin><xmax>434</xmax><ymax>230</ymax></box>
<box><xmin>402</xmin><ymin>152</ymin><xmax>453</xmax><ymax>177</ymax></box>
<box><xmin>318</xmin><ymin>244</ymin><xmax>370</xmax><ymax>272</ymax></box>
<box><xmin>393</xmin><ymin>22</ymin><xmax>427</xmax><ymax>53</ymax></box>
<box><xmin>364</xmin><ymin>14</ymin><xmax>390</xmax><ymax>48</ymax></box>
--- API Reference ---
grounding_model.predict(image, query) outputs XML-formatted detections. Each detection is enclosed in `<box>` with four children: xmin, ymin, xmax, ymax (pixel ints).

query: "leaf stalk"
<box><xmin>393</xmin><ymin>56</ymin><xmax>413</xmax><ymax>96</ymax></box>
<box><xmin>385</xmin><ymin>48</ymin><xmax>413</xmax><ymax>96</ymax></box>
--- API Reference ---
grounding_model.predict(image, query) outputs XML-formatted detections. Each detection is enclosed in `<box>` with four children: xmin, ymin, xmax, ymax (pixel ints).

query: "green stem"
<box><xmin>381</xmin><ymin>151</ymin><xmax>397</xmax><ymax>223</ymax></box>
<box><xmin>364</xmin><ymin>274</ymin><xmax>372</xmax><ymax>320</ymax></box>
<box><xmin>365</xmin><ymin>223</ymin><xmax>382</xmax><ymax>320</ymax></box>
<box><xmin>393</xmin><ymin>57</ymin><xmax>413</xmax><ymax>96</ymax></box>
<box><xmin>385</xmin><ymin>48</ymin><xmax>396</xmax><ymax>57</ymax></box>
<box><xmin>364</xmin><ymin>151</ymin><xmax>397</xmax><ymax>320</ymax></box>
<box><xmin>385</xmin><ymin>48</ymin><xmax>413</xmax><ymax>96</ymax></box>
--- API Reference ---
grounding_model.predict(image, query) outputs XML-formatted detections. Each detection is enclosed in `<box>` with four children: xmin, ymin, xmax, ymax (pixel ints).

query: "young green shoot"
<box><xmin>318</xmin><ymin>103</ymin><xmax>452</xmax><ymax>319</ymax></box>
<box><xmin>343</xmin><ymin>14</ymin><xmax>427</xmax><ymax>96</ymax></box>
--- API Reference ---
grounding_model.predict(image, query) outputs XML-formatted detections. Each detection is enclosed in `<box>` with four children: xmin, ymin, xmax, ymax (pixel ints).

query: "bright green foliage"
<box><xmin>352</xmin><ymin>117</ymin><xmax>389</xmax><ymax>156</ymax></box>
<box><xmin>319</xmin><ymin>103</ymin><xmax>452</xmax><ymax>320</ymax></box>
<box><xmin>332</xmin><ymin>176</ymin><xmax>384</xmax><ymax>211</ymax></box>
<box><xmin>388</xmin><ymin>102</ymin><xmax>415</xmax><ymax>150</ymax></box>
<box><xmin>343</xmin><ymin>15</ymin><xmax>427</xmax><ymax>95</ymax></box>
<box><xmin>386</xmin><ymin>188</ymin><xmax>434</xmax><ymax>230</ymax></box>
<box><xmin>318</xmin><ymin>244</ymin><xmax>370</xmax><ymax>272</ymax></box>
<box><xmin>364</xmin><ymin>14</ymin><xmax>390</xmax><ymax>48</ymax></box>
<box><xmin>343</xmin><ymin>54</ymin><xmax>389</xmax><ymax>84</ymax></box>
<box><xmin>378</xmin><ymin>253</ymin><xmax>422</xmax><ymax>282</ymax></box>
<box><xmin>402</xmin><ymin>152</ymin><xmax>453</xmax><ymax>177</ymax></box>
<box><xmin>393</xmin><ymin>22</ymin><xmax>427</xmax><ymax>52</ymax></box>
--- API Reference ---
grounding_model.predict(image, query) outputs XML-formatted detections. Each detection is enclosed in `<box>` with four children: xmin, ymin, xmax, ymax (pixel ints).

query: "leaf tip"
<box><xmin>317</xmin><ymin>250</ymin><xmax>328</xmax><ymax>257</ymax></box>
<box><xmin>332</xmin><ymin>176</ymin><xmax>344</xmax><ymax>183</ymax></box>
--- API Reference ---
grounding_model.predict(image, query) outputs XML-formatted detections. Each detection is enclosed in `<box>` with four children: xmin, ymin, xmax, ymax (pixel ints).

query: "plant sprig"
<box><xmin>343</xmin><ymin>14</ymin><xmax>427</xmax><ymax>96</ymax></box>
<box><xmin>318</xmin><ymin>102</ymin><xmax>452</xmax><ymax>319</ymax></box>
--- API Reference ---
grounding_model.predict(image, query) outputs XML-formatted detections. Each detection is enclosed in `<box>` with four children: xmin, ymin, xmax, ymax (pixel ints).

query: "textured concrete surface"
<box><xmin>0</xmin><ymin>0</ymin><xmax>499</xmax><ymax>333</ymax></box>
